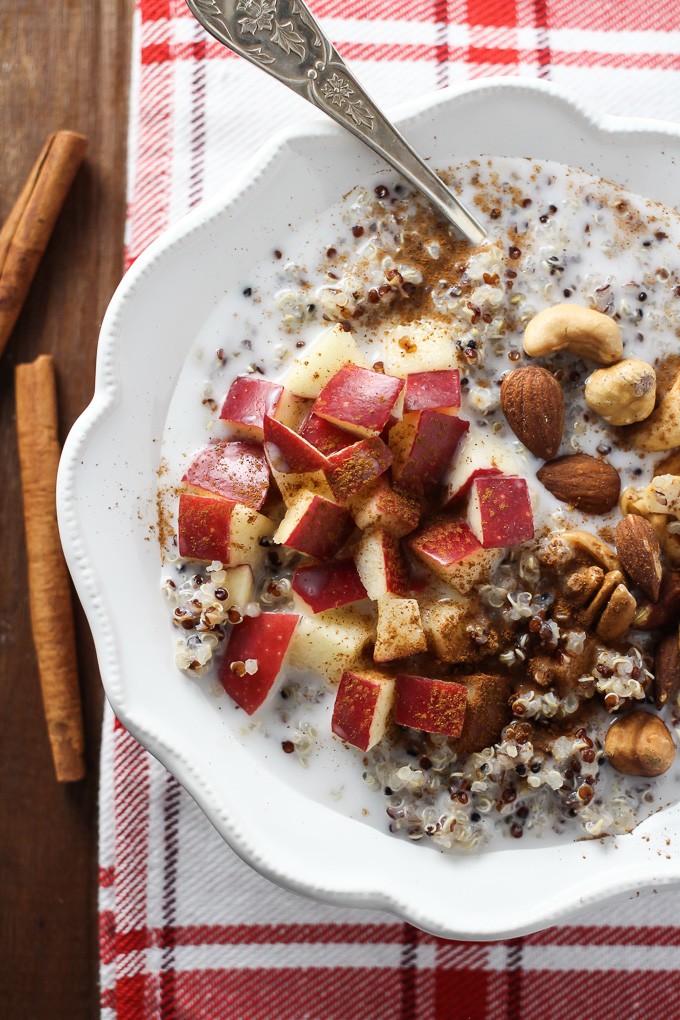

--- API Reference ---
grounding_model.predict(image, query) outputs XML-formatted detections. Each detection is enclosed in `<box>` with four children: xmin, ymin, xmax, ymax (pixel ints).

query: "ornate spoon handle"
<box><xmin>186</xmin><ymin>0</ymin><xmax>486</xmax><ymax>245</ymax></box>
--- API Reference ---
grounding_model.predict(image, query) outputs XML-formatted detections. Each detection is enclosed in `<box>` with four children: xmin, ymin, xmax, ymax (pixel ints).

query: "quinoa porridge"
<box><xmin>159</xmin><ymin>157</ymin><xmax>680</xmax><ymax>853</ymax></box>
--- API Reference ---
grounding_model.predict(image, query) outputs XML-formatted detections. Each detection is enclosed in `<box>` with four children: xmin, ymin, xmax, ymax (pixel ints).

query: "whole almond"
<box><xmin>500</xmin><ymin>366</ymin><xmax>564</xmax><ymax>459</ymax></box>
<box><xmin>536</xmin><ymin>454</ymin><xmax>620</xmax><ymax>514</ymax></box>
<box><xmin>634</xmin><ymin>570</ymin><xmax>680</xmax><ymax>629</ymax></box>
<box><xmin>615</xmin><ymin>514</ymin><xmax>662</xmax><ymax>601</ymax></box>
<box><xmin>653</xmin><ymin>630</ymin><xmax>680</xmax><ymax>709</ymax></box>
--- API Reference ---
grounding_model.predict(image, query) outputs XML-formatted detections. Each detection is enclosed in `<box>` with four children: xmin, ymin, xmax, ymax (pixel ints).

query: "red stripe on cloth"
<box><xmin>434</xmin><ymin>941</ymin><xmax>491</xmax><ymax>1019</ymax></box>
<box><xmin>100</xmin><ymin>910</ymin><xmax>117</xmax><ymax>967</ymax></box>
<box><xmin>99</xmin><ymin>865</ymin><xmax>115</xmax><ymax>887</ymax></box>
<box><xmin>140</xmin><ymin>0</ymin><xmax>172</xmax><ymax>19</ymax></box>
<box><xmin>467</xmin><ymin>44</ymin><xmax>520</xmax><ymax>65</ymax></box>
<box><xmin>169</xmin><ymin>968</ymin><xmax>428</xmax><ymax>1020</ymax></box>
<box><xmin>520</xmin><ymin>969</ymin><xmax>676</xmax><ymax>1019</ymax></box>
<box><xmin>543</xmin><ymin>0</ymin><xmax>680</xmax><ymax>32</ymax></box>
<box><xmin>466</xmin><ymin>0</ymin><xmax>518</xmax><ymax>28</ymax></box>
<box><xmin>141</xmin><ymin>42</ymin><xmax>171</xmax><ymax>64</ymax></box>
<box><xmin>527</xmin><ymin>925</ymin><xmax>680</xmax><ymax>946</ymax></box>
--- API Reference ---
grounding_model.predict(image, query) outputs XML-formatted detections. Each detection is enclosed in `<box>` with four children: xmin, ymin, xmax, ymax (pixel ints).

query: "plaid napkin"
<box><xmin>102</xmin><ymin>1</ymin><xmax>680</xmax><ymax>1016</ymax></box>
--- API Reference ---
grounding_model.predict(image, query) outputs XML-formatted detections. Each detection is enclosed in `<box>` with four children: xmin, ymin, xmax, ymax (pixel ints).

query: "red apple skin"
<box><xmin>469</xmin><ymin>475</ymin><xmax>534</xmax><ymax>548</ymax></box>
<box><xmin>313</xmin><ymin>363</ymin><xmax>404</xmax><ymax>437</ymax></box>
<box><xmin>355</xmin><ymin>528</ymin><xmax>410</xmax><ymax>599</ymax></box>
<box><xmin>276</xmin><ymin>494</ymin><xmax>354</xmax><ymax>559</ymax></box>
<box><xmin>292</xmin><ymin>560</ymin><xmax>367</xmax><ymax>613</ymax></box>
<box><xmin>299</xmin><ymin>414</ymin><xmax>356</xmax><ymax>455</ymax></box>
<box><xmin>403</xmin><ymin>370</ymin><xmax>461</xmax><ymax>414</ymax></box>
<box><xmin>263</xmin><ymin>414</ymin><xmax>329</xmax><ymax>473</ymax></box>
<box><xmin>394</xmin><ymin>674</ymin><xmax>467</xmax><ymax>736</ymax></box>
<box><xmin>183</xmin><ymin>440</ymin><xmax>269</xmax><ymax>510</ymax></box>
<box><xmin>391</xmin><ymin>411</ymin><xmax>469</xmax><ymax>494</ymax></box>
<box><xmin>332</xmin><ymin>670</ymin><xmax>394</xmax><ymax>751</ymax></box>
<box><xmin>177</xmin><ymin>493</ymin><xmax>234</xmax><ymax>562</ymax></box>
<box><xmin>219</xmin><ymin>612</ymin><xmax>299</xmax><ymax>715</ymax></box>
<box><xmin>443</xmin><ymin>467</ymin><xmax>502</xmax><ymax>508</ymax></box>
<box><xmin>409</xmin><ymin>519</ymin><xmax>481</xmax><ymax>567</ymax></box>
<box><xmin>324</xmin><ymin>437</ymin><xmax>393</xmax><ymax>504</ymax></box>
<box><xmin>219</xmin><ymin>376</ymin><xmax>283</xmax><ymax>435</ymax></box>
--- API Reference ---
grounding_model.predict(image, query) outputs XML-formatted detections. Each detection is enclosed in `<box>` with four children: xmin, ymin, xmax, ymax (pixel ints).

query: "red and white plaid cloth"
<box><xmin>102</xmin><ymin>2</ymin><xmax>680</xmax><ymax>1016</ymax></box>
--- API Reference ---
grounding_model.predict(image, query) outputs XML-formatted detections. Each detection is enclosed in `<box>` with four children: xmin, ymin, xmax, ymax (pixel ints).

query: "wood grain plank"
<box><xmin>0</xmin><ymin>2</ymin><xmax>132</xmax><ymax>1016</ymax></box>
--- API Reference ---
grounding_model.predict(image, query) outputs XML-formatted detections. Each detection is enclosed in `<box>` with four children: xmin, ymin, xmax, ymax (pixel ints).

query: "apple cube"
<box><xmin>332</xmin><ymin>669</ymin><xmax>395</xmax><ymax>751</ymax></box>
<box><xmin>374</xmin><ymin>596</ymin><xmax>427</xmax><ymax>662</ymax></box>
<box><xmin>389</xmin><ymin>410</ymin><xmax>469</xmax><ymax>494</ymax></box>
<box><xmin>299</xmin><ymin>414</ymin><xmax>356</xmax><ymax>455</ymax></box>
<box><xmin>183</xmin><ymin>440</ymin><xmax>269</xmax><ymax>510</ymax></box>
<box><xmin>219</xmin><ymin>612</ymin><xmax>299</xmax><ymax>714</ymax></box>
<box><xmin>219</xmin><ymin>376</ymin><xmax>283</xmax><ymax>437</ymax></box>
<box><xmin>263</xmin><ymin>414</ymin><xmax>328</xmax><ymax>474</ymax></box>
<box><xmin>273</xmin><ymin>490</ymin><xmax>354</xmax><ymax>559</ymax></box>
<box><xmin>350</xmin><ymin>476</ymin><xmax>420</xmax><ymax>538</ymax></box>
<box><xmin>270</xmin><ymin>465</ymin><xmax>333</xmax><ymax>507</ymax></box>
<box><xmin>292</xmin><ymin>560</ymin><xmax>367</xmax><ymax>613</ymax></box>
<box><xmin>354</xmin><ymin>528</ymin><xmax>409</xmax><ymax>599</ymax></box>
<box><xmin>467</xmin><ymin>475</ymin><xmax>534</xmax><ymax>548</ymax></box>
<box><xmin>281</xmin><ymin>324</ymin><xmax>369</xmax><ymax>398</ymax></box>
<box><xmin>312</xmin><ymin>363</ymin><xmax>404</xmax><ymax>439</ymax></box>
<box><xmin>450</xmin><ymin>673</ymin><xmax>512</xmax><ymax>757</ymax></box>
<box><xmin>421</xmin><ymin>599</ymin><xmax>481</xmax><ymax>664</ymax></box>
<box><xmin>443</xmin><ymin>431</ymin><xmax>525</xmax><ymax>507</ymax></box>
<box><xmin>273</xmin><ymin>390</ymin><xmax>311</xmax><ymax>430</ymax></box>
<box><xmin>408</xmin><ymin>519</ymin><xmax>501</xmax><ymax>595</ymax></box>
<box><xmin>394</xmin><ymin>674</ymin><xmax>467</xmax><ymax>737</ymax></box>
<box><xmin>403</xmin><ymin>370</ymin><xmax>461</xmax><ymax>415</ymax></box>
<box><xmin>178</xmin><ymin>493</ymin><xmax>275</xmax><ymax>567</ymax></box>
<box><xmin>324</xmin><ymin>437</ymin><xmax>393</xmax><ymax>504</ymax></box>
<box><xmin>289</xmin><ymin>608</ymin><xmax>375</xmax><ymax>683</ymax></box>
<box><xmin>379</xmin><ymin>320</ymin><xmax>458</xmax><ymax>377</ymax></box>
<box><xmin>220</xmin><ymin>564</ymin><xmax>254</xmax><ymax>612</ymax></box>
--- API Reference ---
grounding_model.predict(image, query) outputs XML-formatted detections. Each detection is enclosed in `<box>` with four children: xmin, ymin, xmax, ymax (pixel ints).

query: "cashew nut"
<box><xmin>584</xmin><ymin>358</ymin><xmax>656</xmax><ymax>425</ymax></box>
<box><xmin>628</xmin><ymin>368</ymin><xmax>680</xmax><ymax>451</ymax></box>
<box><xmin>523</xmin><ymin>304</ymin><xmax>623</xmax><ymax>364</ymax></box>
<box><xmin>556</xmin><ymin>530</ymin><xmax>621</xmax><ymax>572</ymax></box>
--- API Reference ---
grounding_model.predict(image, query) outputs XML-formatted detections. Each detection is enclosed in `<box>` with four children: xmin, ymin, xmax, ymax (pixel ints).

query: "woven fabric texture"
<box><xmin>103</xmin><ymin>1</ymin><xmax>680</xmax><ymax>1016</ymax></box>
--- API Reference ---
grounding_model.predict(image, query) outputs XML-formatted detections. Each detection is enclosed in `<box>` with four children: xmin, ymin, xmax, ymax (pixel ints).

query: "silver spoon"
<box><xmin>186</xmin><ymin>0</ymin><xmax>487</xmax><ymax>245</ymax></box>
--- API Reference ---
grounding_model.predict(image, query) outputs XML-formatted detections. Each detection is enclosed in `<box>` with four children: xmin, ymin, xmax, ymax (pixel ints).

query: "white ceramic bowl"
<box><xmin>58</xmin><ymin>78</ymin><xmax>680</xmax><ymax>940</ymax></box>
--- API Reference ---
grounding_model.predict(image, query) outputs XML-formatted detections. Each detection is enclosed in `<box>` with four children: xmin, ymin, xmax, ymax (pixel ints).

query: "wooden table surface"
<box><xmin>0</xmin><ymin>3</ymin><xmax>132</xmax><ymax>1015</ymax></box>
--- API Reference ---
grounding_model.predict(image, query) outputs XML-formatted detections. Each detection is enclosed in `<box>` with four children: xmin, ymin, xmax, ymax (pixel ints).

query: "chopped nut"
<box><xmin>566</xmin><ymin>567</ymin><xmax>636</xmax><ymax>640</ymax></box>
<box><xmin>584</xmin><ymin>358</ymin><xmax>656</xmax><ymax>425</ymax></box>
<box><xmin>556</xmin><ymin>530</ymin><xmax>620</xmax><ymax>572</ymax></box>
<box><xmin>628</xmin><ymin>367</ymin><xmax>680</xmax><ymax>451</ymax></box>
<box><xmin>604</xmin><ymin>711</ymin><xmax>675</xmax><ymax>777</ymax></box>
<box><xmin>653</xmin><ymin>629</ymin><xmax>680</xmax><ymax>710</ymax></box>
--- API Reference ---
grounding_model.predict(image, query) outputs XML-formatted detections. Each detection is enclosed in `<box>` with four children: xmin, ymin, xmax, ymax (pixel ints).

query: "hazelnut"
<box><xmin>584</xmin><ymin>358</ymin><xmax>656</xmax><ymax>426</ymax></box>
<box><xmin>604</xmin><ymin>711</ymin><xmax>675</xmax><ymax>777</ymax></box>
<box><xmin>523</xmin><ymin>304</ymin><xmax>622</xmax><ymax>364</ymax></box>
<box><xmin>629</xmin><ymin>368</ymin><xmax>680</xmax><ymax>451</ymax></box>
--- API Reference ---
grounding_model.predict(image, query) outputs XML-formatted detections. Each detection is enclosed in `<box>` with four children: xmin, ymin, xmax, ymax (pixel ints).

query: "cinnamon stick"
<box><xmin>0</xmin><ymin>131</ymin><xmax>88</xmax><ymax>358</ymax></box>
<box><xmin>15</xmin><ymin>354</ymin><xmax>85</xmax><ymax>781</ymax></box>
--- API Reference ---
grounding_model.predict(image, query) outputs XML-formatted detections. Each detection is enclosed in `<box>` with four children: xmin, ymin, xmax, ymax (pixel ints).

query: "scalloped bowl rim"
<box><xmin>58</xmin><ymin>78</ymin><xmax>680</xmax><ymax>940</ymax></box>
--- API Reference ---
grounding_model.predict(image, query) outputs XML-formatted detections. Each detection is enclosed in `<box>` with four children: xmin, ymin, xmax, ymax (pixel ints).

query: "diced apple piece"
<box><xmin>389</xmin><ymin>410</ymin><xmax>469</xmax><ymax>494</ymax></box>
<box><xmin>281</xmin><ymin>324</ymin><xmax>369</xmax><ymax>398</ymax></box>
<box><xmin>379</xmin><ymin>320</ymin><xmax>458</xmax><ymax>377</ymax></box>
<box><xmin>263</xmin><ymin>415</ymin><xmax>328</xmax><ymax>473</ymax></box>
<box><xmin>178</xmin><ymin>493</ymin><xmax>275</xmax><ymax>567</ymax></box>
<box><xmin>408</xmin><ymin>519</ymin><xmax>501</xmax><ymax>595</ymax></box>
<box><xmin>292</xmin><ymin>560</ymin><xmax>367</xmax><ymax>613</ymax></box>
<box><xmin>394</xmin><ymin>674</ymin><xmax>467</xmax><ymax>736</ymax></box>
<box><xmin>313</xmin><ymin>364</ymin><xmax>404</xmax><ymax>438</ymax></box>
<box><xmin>403</xmin><ymin>370</ymin><xmax>461</xmax><ymax>414</ymax></box>
<box><xmin>421</xmin><ymin>599</ymin><xmax>481</xmax><ymax>664</ymax></box>
<box><xmin>219</xmin><ymin>612</ymin><xmax>299</xmax><ymax>715</ymax></box>
<box><xmin>467</xmin><ymin>475</ymin><xmax>534</xmax><ymax>548</ymax></box>
<box><xmin>355</xmin><ymin>528</ymin><xmax>409</xmax><ymax>599</ymax></box>
<box><xmin>289</xmin><ymin>608</ymin><xmax>374</xmax><ymax>683</ymax></box>
<box><xmin>443</xmin><ymin>431</ymin><xmax>525</xmax><ymax>507</ymax></box>
<box><xmin>183</xmin><ymin>440</ymin><xmax>269</xmax><ymax>510</ymax></box>
<box><xmin>374</xmin><ymin>596</ymin><xmax>427</xmax><ymax>662</ymax></box>
<box><xmin>219</xmin><ymin>376</ymin><xmax>283</xmax><ymax>437</ymax></box>
<box><xmin>299</xmin><ymin>414</ymin><xmax>356</xmax><ymax>455</ymax></box>
<box><xmin>350</xmin><ymin>476</ymin><xmax>420</xmax><ymax>537</ymax></box>
<box><xmin>273</xmin><ymin>489</ymin><xmax>354</xmax><ymax>559</ymax></box>
<box><xmin>270</xmin><ymin>465</ymin><xmax>333</xmax><ymax>507</ymax></box>
<box><xmin>324</xmin><ymin>437</ymin><xmax>392</xmax><ymax>504</ymax></box>
<box><xmin>220</xmin><ymin>564</ymin><xmax>254</xmax><ymax>612</ymax></box>
<box><xmin>332</xmin><ymin>669</ymin><xmax>395</xmax><ymax>751</ymax></box>
<box><xmin>273</xmin><ymin>390</ymin><xmax>311</xmax><ymax>430</ymax></box>
<box><xmin>449</xmin><ymin>673</ymin><xmax>512</xmax><ymax>756</ymax></box>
